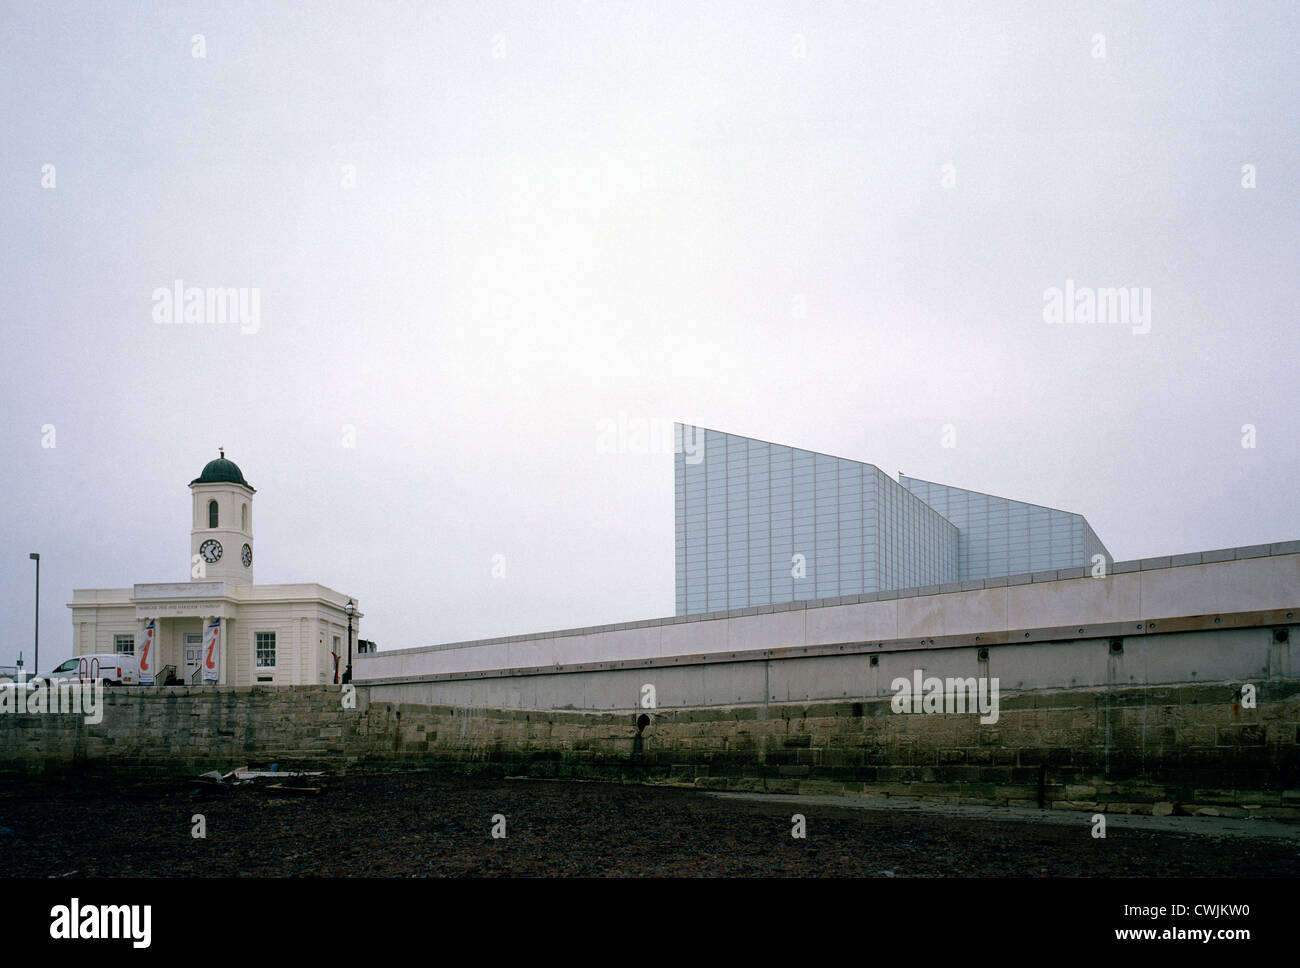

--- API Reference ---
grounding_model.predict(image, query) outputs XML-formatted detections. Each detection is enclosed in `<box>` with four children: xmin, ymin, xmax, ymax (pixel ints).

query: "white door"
<box><xmin>184</xmin><ymin>633</ymin><xmax>203</xmax><ymax>682</ymax></box>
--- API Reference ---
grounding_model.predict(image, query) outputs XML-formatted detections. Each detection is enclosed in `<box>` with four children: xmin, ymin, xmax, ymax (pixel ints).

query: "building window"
<box><xmin>208</xmin><ymin>500</ymin><xmax>219</xmax><ymax>528</ymax></box>
<box><xmin>114</xmin><ymin>634</ymin><xmax>135</xmax><ymax>655</ymax></box>
<box><xmin>256</xmin><ymin>632</ymin><xmax>276</xmax><ymax>668</ymax></box>
<box><xmin>241</xmin><ymin>504</ymin><xmax>248</xmax><ymax>530</ymax></box>
<box><xmin>332</xmin><ymin>635</ymin><xmax>340</xmax><ymax>655</ymax></box>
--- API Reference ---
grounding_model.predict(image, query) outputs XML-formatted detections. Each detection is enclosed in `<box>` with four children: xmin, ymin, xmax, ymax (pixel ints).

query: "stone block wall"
<box><xmin>2</xmin><ymin>681</ymin><xmax>1298</xmax><ymax>819</ymax></box>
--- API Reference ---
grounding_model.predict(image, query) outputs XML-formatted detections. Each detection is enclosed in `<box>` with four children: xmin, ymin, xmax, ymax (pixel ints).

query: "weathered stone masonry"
<box><xmin>2</xmin><ymin>680</ymin><xmax>1298</xmax><ymax>820</ymax></box>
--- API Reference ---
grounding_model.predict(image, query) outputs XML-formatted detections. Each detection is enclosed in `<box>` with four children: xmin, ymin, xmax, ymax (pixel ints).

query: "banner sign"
<box><xmin>138</xmin><ymin>619</ymin><xmax>157</xmax><ymax>686</ymax></box>
<box><xmin>203</xmin><ymin>617</ymin><xmax>221</xmax><ymax>683</ymax></box>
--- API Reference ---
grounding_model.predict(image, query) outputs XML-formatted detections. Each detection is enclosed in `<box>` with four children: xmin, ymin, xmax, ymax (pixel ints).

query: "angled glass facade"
<box><xmin>675</xmin><ymin>424</ymin><xmax>1112</xmax><ymax>616</ymax></box>
<box><xmin>675</xmin><ymin>425</ymin><xmax>958</xmax><ymax>615</ymax></box>
<box><xmin>898</xmin><ymin>476</ymin><xmax>1111</xmax><ymax>580</ymax></box>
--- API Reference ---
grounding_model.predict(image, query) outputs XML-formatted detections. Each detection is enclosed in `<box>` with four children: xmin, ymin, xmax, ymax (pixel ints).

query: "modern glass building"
<box><xmin>674</xmin><ymin>424</ymin><xmax>1111</xmax><ymax>616</ymax></box>
<box><xmin>898</xmin><ymin>476</ymin><xmax>1110</xmax><ymax>582</ymax></box>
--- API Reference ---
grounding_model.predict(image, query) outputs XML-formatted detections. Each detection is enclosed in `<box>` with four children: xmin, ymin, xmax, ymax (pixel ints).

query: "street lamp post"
<box><xmin>29</xmin><ymin>553</ymin><xmax>39</xmax><ymax>677</ymax></box>
<box><xmin>343</xmin><ymin>599</ymin><xmax>355</xmax><ymax>684</ymax></box>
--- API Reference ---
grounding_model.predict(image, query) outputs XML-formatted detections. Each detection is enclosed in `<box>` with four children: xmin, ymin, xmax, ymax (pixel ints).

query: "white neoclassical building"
<box><xmin>67</xmin><ymin>452</ymin><xmax>363</xmax><ymax>686</ymax></box>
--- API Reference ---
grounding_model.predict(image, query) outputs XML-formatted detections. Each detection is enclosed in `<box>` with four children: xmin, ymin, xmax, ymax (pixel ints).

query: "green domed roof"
<box><xmin>190</xmin><ymin>450</ymin><xmax>255</xmax><ymax>491</ymax></box>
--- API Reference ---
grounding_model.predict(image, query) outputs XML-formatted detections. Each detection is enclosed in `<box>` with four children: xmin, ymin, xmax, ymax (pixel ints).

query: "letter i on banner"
<box><xmin>203</xmin><ymin>617</ymin><xmax>221</xmax><ymax>683</ymax></box>
<box><xmin>138</xmin><ymin>618</ymin><xmax>157</xmax><ymax>686</ymax></box>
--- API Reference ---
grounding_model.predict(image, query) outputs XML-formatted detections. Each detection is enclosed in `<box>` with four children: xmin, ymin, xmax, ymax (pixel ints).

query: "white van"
<box><xmin>47</xmin><ymin>654</ymin><xmax>140</xmax><ymax>686</ymax></box>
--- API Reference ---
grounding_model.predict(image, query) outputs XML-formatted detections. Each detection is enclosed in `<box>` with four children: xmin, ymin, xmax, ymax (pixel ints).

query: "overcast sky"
<box><xmin>2</xmin><ymin>1</ymin><xmax>1296</xmax><ymax>668</ymax></box>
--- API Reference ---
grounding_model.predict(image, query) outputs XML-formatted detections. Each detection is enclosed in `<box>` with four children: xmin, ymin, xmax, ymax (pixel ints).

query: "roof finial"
<box><xmin>219</xmin><ymin>446</ymin><xmax>225</xmax><ymax>459</ymax></box>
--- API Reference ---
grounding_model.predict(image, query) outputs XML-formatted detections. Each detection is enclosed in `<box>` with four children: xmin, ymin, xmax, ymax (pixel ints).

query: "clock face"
<box><xmin>199</xmin><ymin>539</ymin><xmax>223</xmax><ymax>563</ymax></box>
<box><xmin>241</xmin><ymin>543</ymin><xmax>252</xmax><ymax>567</ymax></box>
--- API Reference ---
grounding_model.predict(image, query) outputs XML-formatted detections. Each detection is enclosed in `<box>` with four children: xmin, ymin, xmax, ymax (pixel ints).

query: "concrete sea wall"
<box><xmin>356</xmin><ymin>548</ymin><xmax>1300</xmax><ymax>683</ymax></box>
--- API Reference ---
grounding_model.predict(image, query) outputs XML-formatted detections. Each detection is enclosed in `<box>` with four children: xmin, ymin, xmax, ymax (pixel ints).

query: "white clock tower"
<box><xmin>189</xmin><ymin>448</ymin><xmax>256</xmax><ymax>586</ymax></box>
